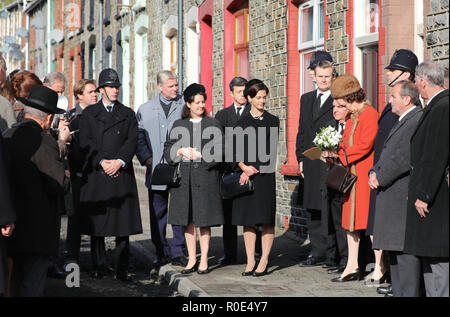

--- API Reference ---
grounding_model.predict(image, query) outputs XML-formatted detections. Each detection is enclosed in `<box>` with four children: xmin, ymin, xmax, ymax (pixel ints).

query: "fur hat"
<box><xmin>331</xmin><ymin>74</ymin><xmax>361</xmax><ymax>99</ymax></box>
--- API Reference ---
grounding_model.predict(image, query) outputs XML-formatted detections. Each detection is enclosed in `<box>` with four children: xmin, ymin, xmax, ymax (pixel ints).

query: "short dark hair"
<box><xmin>229</xmin><ymin>77</ymin><xmax>248</xmax><ymax>92</ymax></box>
<box><xmin>181</xmin><ymin>91</ymin><xmax>208</xmax><ymax>119</ymax></box>
<box><xmin>246</xmin><ymin>82</ymin><xmax>269</xmax><ymax>99</ymax></box>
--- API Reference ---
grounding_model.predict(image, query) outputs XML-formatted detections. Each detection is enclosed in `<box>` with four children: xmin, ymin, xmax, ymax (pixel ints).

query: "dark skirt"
<box><xmin>231</xmin><ymin>173</ymin><xmax>276</xmax><ymax>227</ymax></box>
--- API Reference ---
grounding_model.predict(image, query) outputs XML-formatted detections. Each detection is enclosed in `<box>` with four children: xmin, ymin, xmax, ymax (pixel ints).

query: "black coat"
<box><xmin>0</xmin><ymin>134</ymin><xmax>15</xmax><ymax>295</ymax></box>
<box><xmin>2</xmin><ymin>119</ymin><xmax>70</xmax><ymax>256</ymax></box>
<box><xmin>78</xmin><ymin>100</ymin><xmax>142</xmax><ymax>237</ymax></box>
<box><xmin>164</xmin><ymin>116</ymin><xmax>224</xmax><ymax>227</ymax></box>
<box><xmin>296</xmin><ymin>90</ymin><xmax>334</xmax><ymax>210</ymax></box>
<box><xmin>366</xmin><ymin>103</ymin><xmax>399</xmax><ymax>235</ymax></box>
<box><xmin>403</xmin><ymin>90</ymin><xmax>449</xmax><ymax>258</ymax></box>
<box><xmin>231</xmin><ymin>111</ymin><xmax>280</xmax><ymax>227</ymax></box>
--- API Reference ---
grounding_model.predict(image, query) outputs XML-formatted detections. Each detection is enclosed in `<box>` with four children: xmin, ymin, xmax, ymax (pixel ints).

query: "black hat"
<box><xmin>17</xmin><ymin>85</ymin><xmax>64</xmax><ymax>114</ymax></box>
<box><xmin>183</xmin><ymin>83</ymin><xmax>206</xmax><ymax>101</ymax></box>
<box><xmin>97</xmin><ymin>68</ymin><xmax>121</xmax><ymax>91</ymax></box>
<box><xmin>308</xmin><ymin>50</ymin><xmax>333</xmax><ymax>69</ymax></box>
<box><xmin>385</xmin><ymin>49</ymin><xmax>418</xmax><ymax>74</ymax></box>
<box><xmin>244</xmin><ymin>79</ymin><xmax>263</xmax><ymax>99</ymax></box>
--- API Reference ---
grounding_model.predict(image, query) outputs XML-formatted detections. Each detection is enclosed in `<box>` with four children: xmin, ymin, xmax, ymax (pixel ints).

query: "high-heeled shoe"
<box><xmin>181</xmin><ymin>262</ymin><xmax>198</xmax><ymax>274</ymax></box>
<box><xmin>331</xmin><ymin>268</ymin><xmax>361</xmax><ymax>282</ymax></box>
<box><xmin>253</xmin><ymin>264</ymin><xmax>269</xmax><ymax>277</ymax></box>
<box><xmin>241</xmin><ymin>265</ymin><xmax>256</xmax><ymax>276</ymax></box>
<box><xmin>197</xmin><ymin>267</ymin><xmax>210</xmax><ymax>275</ymax></box>
<box><xmin>364</xmin><ymin>270</ymin><xmax>389</xmax><ymax>287</ymax></box>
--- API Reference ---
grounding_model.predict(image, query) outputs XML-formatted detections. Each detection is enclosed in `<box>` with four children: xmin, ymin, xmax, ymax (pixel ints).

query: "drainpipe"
<box><xmin>99</xmin><ymin>0</ymin><xmax>103</xmax><ymax>71</ymax></box>
<box><xmin>178</xmin><ymin>0</ymin><xmax>183</xmax><ymax>93</ymax></box>
<box><xmin>47</xmin><ymin>0</ymin><xmax>51</xmax><ymax>73</ymax></box>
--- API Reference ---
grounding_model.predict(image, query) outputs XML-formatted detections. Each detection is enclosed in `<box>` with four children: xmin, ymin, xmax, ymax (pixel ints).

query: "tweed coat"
<box><xmin>403</xmin><ymin>89</ymin><xmax>449</xmax><ymax>258</ymax></box>
<box><xmin>136</xmin><ymin>94</ymin><xmax>184</xmax><ymax>190</ymax></box>
<box><xmin>371</xmin><ymin>107</ymin><xmax>422</xmax><ymax>251</ymax></box>
<box><xmin>78</xmin><ymin>100</ymin><xmax>142</xmax><ymax>237</ymax></box>
<box><xmin>164</xmin><ymin>116</ymin><xmax>224</xmax><ymax>227</ymax></box>
<box><xmin>2</xmin><ymin>119</ymin><xmax>70</xmax><ymax>256</ymax></box>
<box><xmin>338</xmin><ymin>104</ymin><xmax>378</xmax><ymax>231</ymax></box>
<box><xmin>296</xmin><ymin>90</ymin><xmax>335</xmax><ymax>211</ymax></box>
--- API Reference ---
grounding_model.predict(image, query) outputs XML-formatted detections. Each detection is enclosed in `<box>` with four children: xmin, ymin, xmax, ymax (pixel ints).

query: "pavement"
<box><xmin>128</xmin><ymin>164</ymin><xmax>385</xmax><ymax>297</ymax></box>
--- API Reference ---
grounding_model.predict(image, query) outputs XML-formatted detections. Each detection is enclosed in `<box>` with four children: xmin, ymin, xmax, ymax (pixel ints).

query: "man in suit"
<box><xmin>404</xmin><ymin>61</ymin><xmax>448</xmax><ymax>297</ymax></box>
<box><xmin>296</xmin><ymin>58</ymin><xmax>336</xmax><ymax>267</ymax></box>
<box><xmin>369</xmin><ymin>80</ymin><xmax>423</xmax><ymax>296</ymax></box>
<box><xmin>64</xmin><ymin>79</ymin><xmax>97</xmax><ymax>267</ymax></box>
<box><xmin>78</xmin><ymin>68</ymin><xmax>143</xmax><ymax>282</ymax></box>
<box><xmin>215</xmin><ymin>77</ymin><xmax>249</xmax><ymax>265</ymax></box>
<box><xmin>136</xmin><ymin>71</ymin><xmax>187</xmax><ymax>268</ymax></box>
<box><xmin>0</xmin><ymin>133</ymin><xmax>15</xmax><ymax>296</ymax></box>
<box><xmin>368</xmin><ymin>49</ymin><xmax>418</xmax><ymax>295</ymax></box>
<box><xmin>2</xmin><ymin>85</ymin><xmax>70</xmax><ymax>296</ymax></box>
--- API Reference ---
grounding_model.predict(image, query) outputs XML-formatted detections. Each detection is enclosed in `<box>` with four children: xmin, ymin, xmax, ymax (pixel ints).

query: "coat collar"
<box><xmin>314</xmin><ymin>93</ymin><xmax>333</xmax><ymax>122</ymax></box>
<box><xmin>384</xmin><ymin>106</ymin><xmax>421</xmax><ymax>144</ymax></box>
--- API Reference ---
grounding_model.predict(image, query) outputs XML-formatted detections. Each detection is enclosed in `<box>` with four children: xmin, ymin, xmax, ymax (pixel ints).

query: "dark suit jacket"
<box><xmin>296</xmin><ymin>90</ymin><xmax>334</xmax><ymax>210</ymax></box>
<box><xmin>403</xmin><ymin>89</ymin><xmax>449</xmax><ymax>258</ymax></box>
<box><xmin>2</xmin><ymin>119</ymin><xmax>69</xmax><ymax>256</ymax></box>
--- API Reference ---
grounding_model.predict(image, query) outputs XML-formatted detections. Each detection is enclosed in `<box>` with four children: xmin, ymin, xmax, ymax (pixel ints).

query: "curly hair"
<box><xmin>343</xmin><ymin>88</ymin><xmax>366</xmax><ymax>103</ymax></box>
<box><xmin>11</xmin><ymin>71</ymin><xmax>43</xmax><ymax>98</ymax></box>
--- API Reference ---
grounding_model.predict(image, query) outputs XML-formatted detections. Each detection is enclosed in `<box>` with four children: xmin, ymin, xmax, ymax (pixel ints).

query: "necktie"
<box><xmin>340</xmin><ymin>123</ymin><xmax>345</xmax><ymax>135</ymax></box>
<box><xmin>312</xmin><ymin>93</ymin><xmax>323</xmax><ymax>119</ymax></box>
<box><xmin>317</xmin><ymin>93</ymin><xmax>323</xmax><ymax>108</ymax></box>
<box><xmin>236</xmin><ymin>107</ymin><xmax>242</xmax><ymax>119</ymax></box>
<box><xmin>107</xmin><ymin>106</ymin><xmax>112</xmax><ymax>113</ymax></box>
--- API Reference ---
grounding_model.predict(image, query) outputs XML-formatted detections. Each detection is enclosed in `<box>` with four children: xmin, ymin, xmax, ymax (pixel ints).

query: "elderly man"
<box><xmin>2</xmin><ymin>85</ymin><xmax>70</xmax><ymax>296</ymax></box>
<box><xmin>136</xmin><ymin>71</ymin><xmax>187</xmax><ymax>268</ymax></box>
<box><xmin>0</xmin><ymin>54</ymin><xmax>16</xmax><ymax>131</ymax></box>
<box><xmin>403</xmin><ymin>61</ymin><xmax>449</xmax><ymax>297</ymax></box>
<box><xmin>43</xmin><ymin>72</ymin><xmax>66</xmax><ymax>97</ymax></box>
<box><xmin>369</xmin><ymin>80</ymin><xmax>423</xmax><ymax>297</ymax></box>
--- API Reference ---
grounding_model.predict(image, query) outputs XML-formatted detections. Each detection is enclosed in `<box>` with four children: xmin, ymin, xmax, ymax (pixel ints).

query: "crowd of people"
<box><xmin>0</xmin><ymin>47</ymin><xmax>448</xmax><ymax>298</ymax></box>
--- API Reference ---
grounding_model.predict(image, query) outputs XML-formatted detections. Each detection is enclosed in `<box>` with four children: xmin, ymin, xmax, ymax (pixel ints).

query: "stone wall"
<box><xmin>325</xmin><ymin>0</ymin><xmax>349</xmax><ymax>76</ymax></box>
<box><xmin>426</xmin><ymin>0</ymin><xmax>449</xmax><ymax>70</ymax></box>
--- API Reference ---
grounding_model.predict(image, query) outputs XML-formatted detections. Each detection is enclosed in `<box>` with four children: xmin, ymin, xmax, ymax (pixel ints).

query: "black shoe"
<box><xmin>322</xmin><ymin>262</ymin><xmax>337</xmax><ymax>269</ymax></box>
<box><xmin>171</xmin><ymin>256</ymin><xmax>188</xmax><ymax>267</ymax></box>
<box><xmin>384</xmin><ymin>292</ymin><xmax>394</xmax><ymax>297</ymax></box>
<box><xmin>331</xmin><ymin>268</ymin><xmax>361</xmax><ymax>282</ymax></box>
<box><xmin>298</xmin><ymin>256</ymin><xmax>325</xmax><ymax>267</ymax></box>
<box><xmin>153</xmin><ymin>256</ymin><xmax>170</xmax><ymax>267</ymax></box>
<box><xmin>115</xmin><ymin>271</ymin><xmax>133</xmax><ymax>282</ymax></box>
<box><xmin>377</xmin><ymin>284</ymin><xmax>393</xmax><ymax>295</ymax></box>
<box><xmin>181</xmin><ymin>262</ymin><xmax>199</xmax><ymax>274</ymax></box>
<box><xmin>197</xmin><ymin>268</ymin><xmax>210</xmax><ymax>275</ymax></box>
<box><xmin>253</xmin><ymin>267</ymin><xmax>268</xmax><ymax>277</ymax></box>
<box><xmin>47</xmin><ymin>264</ymin><xmax>65</xmax><ymax>279</ymax></box>
<box><xmin>327</xmin><ymin>265</ymin><xmax>345</xmax><ymax>274</ymax></box>
<box><xmin>242</xmin><ymin>265</ymin><xmax>256</xmax><ymax>276</ymax></box>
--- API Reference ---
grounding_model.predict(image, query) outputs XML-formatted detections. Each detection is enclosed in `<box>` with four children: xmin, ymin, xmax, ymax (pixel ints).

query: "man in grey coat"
<box><xmin>368</xmin><ymin>80</ymin><xmax>423</xmax><ymax>297</ymax></box>
<box><xmin>136</xmin><ymin>71</ymin><xmax>187</xmax><ymax>267</ymax></box>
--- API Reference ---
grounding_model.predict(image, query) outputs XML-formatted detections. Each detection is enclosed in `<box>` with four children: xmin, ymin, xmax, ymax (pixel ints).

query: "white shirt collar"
<box><xmin>399</xmin><ymin>105</ymin><xmax>417</xmax><ymax>122</ymax></box>
<box><xmin>234</xmin><ymin>103</ymin><xmax>245</xmax><ymax>113</ymax></box>
<box><xmin>102</xmin><ymin>100</ymin><xmax>115</xmax><ymax>110</ymax></box>
<box><xmin>425</xmin><ymin>89</ymin><xmax>446</xmax><ymax>107</ymax></box>
<box><xmin>317</xmin><ymin>89</ymin><xmax>331</xmax><ymax>106</ymax></box>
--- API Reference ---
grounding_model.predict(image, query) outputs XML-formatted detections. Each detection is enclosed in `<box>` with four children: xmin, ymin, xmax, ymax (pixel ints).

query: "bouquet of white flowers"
<box><xmin>313</xmin><ymin>126</ymin><xmax>342</xmax><ymax>150</ymax></box>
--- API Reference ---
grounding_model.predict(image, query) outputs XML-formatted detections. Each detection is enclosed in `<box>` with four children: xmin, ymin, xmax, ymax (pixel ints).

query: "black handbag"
<box><xmin>325</xmin><ymin>149</ymin><xmax>357</xmax><ymax>194</ymax></box>
<box><xmin>220</xmin><ymin>172</ymin><xmax>254</xmax><ymax>199</ymax></box>
<box><xmin>151</xmin><ymin>157</ymin><xmax>181</xmax><ymax>187</ymax></box>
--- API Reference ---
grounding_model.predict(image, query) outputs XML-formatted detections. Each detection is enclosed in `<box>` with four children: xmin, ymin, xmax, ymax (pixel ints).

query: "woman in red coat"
<box><xmin>323</xmin><ymin>75</ymin><xmax>378</xmax><ymax>282</ymax></box>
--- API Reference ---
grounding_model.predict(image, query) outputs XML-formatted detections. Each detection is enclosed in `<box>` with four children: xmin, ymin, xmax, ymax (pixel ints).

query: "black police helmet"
<box><xmin>385</xmin><ymin>49</ymin><xmax>419</xmax><ymax>75</ymax></box>
<box><xmin>97</xmin><ymin>68</ymin><xmax>121</xmax><ymax>91</ymax></box>
<box><xmin>308</xmin><ymin>50</ymin><xmax>333</xmax><ymax>70</ymax></box>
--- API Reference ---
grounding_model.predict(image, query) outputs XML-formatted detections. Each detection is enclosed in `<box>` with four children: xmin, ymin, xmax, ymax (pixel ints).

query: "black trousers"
<box><xmin>91</xmin><ymin>236</ymin><xmax>129</xmax><ymax>273</ymax></box>
<box><xmin>11</xmin><ymin>254</ymin><xmax>50</xmax><ymax>297</ymax></box>
<box><xmin>222</xmin><ymin>199</ymin><xmax>238</xmax><ymax>261</ymax></box>
<box><xmin>324</xmin><ymin>192</ymin><xmax>348</xmax><ymax>266</ymax></box>
<box><xmin>307</xmin><ymin>209</ymin><xmax>327</xmax><ymax>260</ymax></box>
<box><xmin>66</xmin><ymin>177</ymin><xmax>82</xmax><ymax>262</ymax></box>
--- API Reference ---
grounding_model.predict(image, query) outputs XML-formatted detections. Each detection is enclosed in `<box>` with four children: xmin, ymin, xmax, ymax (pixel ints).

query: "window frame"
<box><xmin>233</xmin><ymin>8</ymin><xmax>249</xmax><ymax>78</ymax></box>
<box><xmin>298</xmin><ymin>0</ymin><xmax>324</xmax><ymax>51</ymax></box>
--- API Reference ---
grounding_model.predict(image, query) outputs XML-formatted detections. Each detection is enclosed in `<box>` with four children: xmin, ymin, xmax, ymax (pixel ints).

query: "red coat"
<box><xmin>338</xmin><ymin>104</ymin><xmax>378</xmax><ymax>231</ymax></box>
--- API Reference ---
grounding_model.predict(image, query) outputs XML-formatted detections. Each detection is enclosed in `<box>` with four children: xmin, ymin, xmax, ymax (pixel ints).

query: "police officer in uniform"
<box><xmin>78</xmin><ymin>69</ymin><xmax>142</xmax><ymax>282</ymax></box>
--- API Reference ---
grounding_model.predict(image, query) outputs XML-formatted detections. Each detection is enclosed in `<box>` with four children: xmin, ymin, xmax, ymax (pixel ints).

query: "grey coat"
<box><xmin>164</xmin><ymin>116</ymin><xmax>224</xmax><ymax>227</ymax></box>
<box><xmin>136</xmin><ymin>94</ymin><xmax>184</xmax><ymax>190</ymax></box>
<box><xmin>0</xmin><ymin>95</ymin><xmax>16</xmax><ymax>132</ymax></box>
<box><xmin>372</xmin><ymin>107</ymin><xmax>422</xmax><ymax>251</ymax></box>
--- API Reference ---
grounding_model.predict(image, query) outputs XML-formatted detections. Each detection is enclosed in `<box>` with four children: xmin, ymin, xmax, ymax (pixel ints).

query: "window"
<box><xmin>89</xmin><ymin>47</ymin><xmax>96</xmax><ymax>79</ymax></box>
<box><xmin>298</xmin><ymin>0</ymin><xmax>324</xmax><ymax>51</ymax></box>
<box><xmin>234</xmin><ymin>8</ymin><xmax>249</xmax><ymax>78</ymax></box>
<box><xmin>300</xmin><ymin>50</ymin><xmax>316</xmax><ymax>95</ymax></box>
<box><xmin>104</xmin><ymin>0</ymin><xmax>111</xmax><ymax>25</ymax></box>
<box><xmin>362</xmin><ymin>46</ymin><xmax>378</xmax><ymax>110</ymax></box>
<box><xmin>170</xmin><ymin>35</ymin><xmax>177</xmax><ymax>75</ymax></box>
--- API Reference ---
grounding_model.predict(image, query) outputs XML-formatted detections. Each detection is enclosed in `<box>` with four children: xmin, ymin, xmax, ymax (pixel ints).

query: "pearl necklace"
<box><xmin>251</xmin><ymin>110</ymin><xmax>265</xmax><ymax>120</ymax></box>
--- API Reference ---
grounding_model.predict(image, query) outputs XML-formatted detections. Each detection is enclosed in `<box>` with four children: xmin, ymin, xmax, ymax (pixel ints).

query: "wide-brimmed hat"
<box><xmin>331</xmin><ymin>74</ymin><xmax>362</xmax><ymax>99</ymax></box>
<box><xmin>16</xmin><ymin>85</ymin><xmax>65</xmax><ymax>114</ymax></box>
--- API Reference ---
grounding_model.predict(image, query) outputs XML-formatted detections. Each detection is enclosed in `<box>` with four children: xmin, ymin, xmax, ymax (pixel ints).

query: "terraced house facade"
<box><xmin>1</xmin><ymin>0</ymin><xmax>448</xmax><ymax>239</ymax></box>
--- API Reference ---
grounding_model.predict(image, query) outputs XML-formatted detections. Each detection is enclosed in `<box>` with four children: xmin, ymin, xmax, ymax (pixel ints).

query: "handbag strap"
<box><xmin>342</xmin><ymin>148</ymin><xmax>350</xmax><ymax>169</ymax></box>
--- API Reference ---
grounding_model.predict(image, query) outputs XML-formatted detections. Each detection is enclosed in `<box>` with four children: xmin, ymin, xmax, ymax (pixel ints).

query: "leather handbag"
<box><xmin>220</xmin><ymin>172</ymin><xmax>254</xmax><ymax>199</ymax></box>
<box><xmin>151</xmin><ymin>157</ymin><xmax>181</xmax><ymax>187</ymax></box>
<box><xmin>325</xmin><ymin>149</ymin><xmax>357</xmax><ymax>194</ymax></box>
